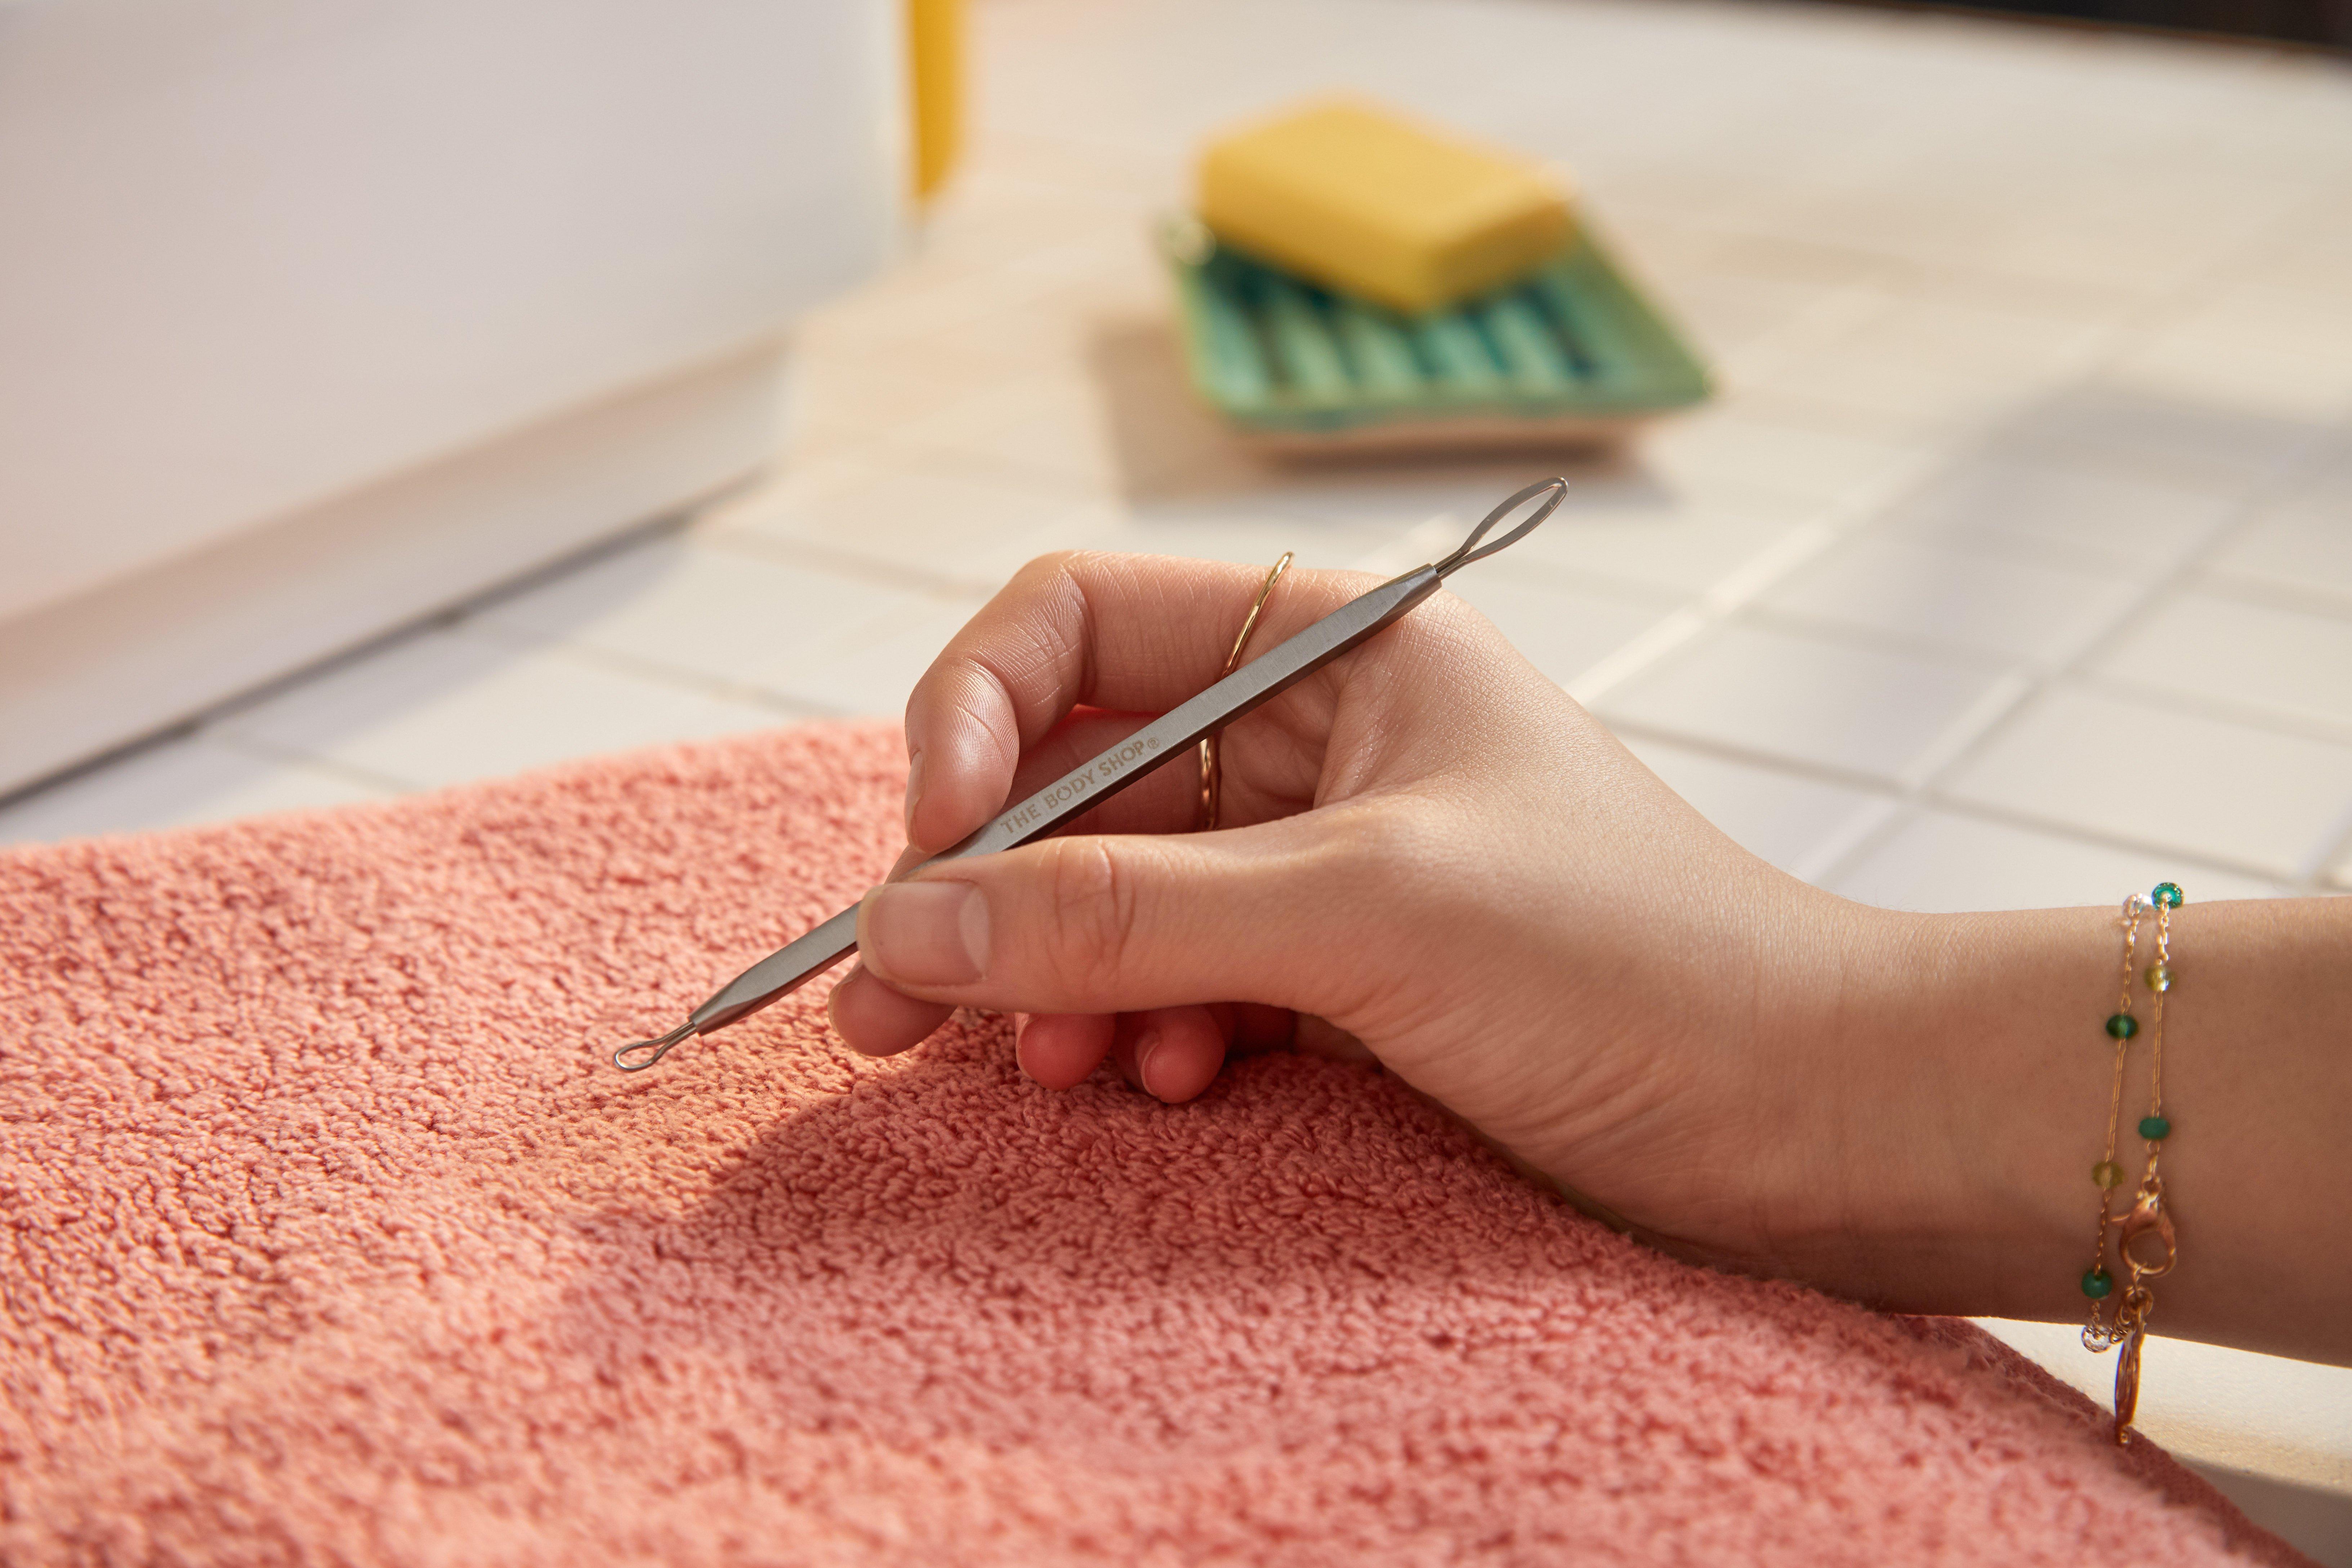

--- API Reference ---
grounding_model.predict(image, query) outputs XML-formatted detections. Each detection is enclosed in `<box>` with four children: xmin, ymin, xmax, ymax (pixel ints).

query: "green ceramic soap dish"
<box><xmin>1162</xmin><ymin>215</ymin><xmax>1710</xmax><ymax>454</ymax></box>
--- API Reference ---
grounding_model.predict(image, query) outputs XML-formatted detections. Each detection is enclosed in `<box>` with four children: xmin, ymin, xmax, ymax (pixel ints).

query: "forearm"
<box><xmin>1791</xmin><ymin>894</ymin><xmax>2352</xmax><ymax>1363</ymax></box>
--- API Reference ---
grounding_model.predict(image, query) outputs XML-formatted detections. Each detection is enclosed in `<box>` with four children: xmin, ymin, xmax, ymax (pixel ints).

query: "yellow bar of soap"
<box><xmin>1197</xmin><ymin>98</ymin><xmax>1573</xmax><ymax>315</ymax></box>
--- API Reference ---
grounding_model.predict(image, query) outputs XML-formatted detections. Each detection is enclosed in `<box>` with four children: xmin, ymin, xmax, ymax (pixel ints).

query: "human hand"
<box><xmin>820</xmin><ymin>548</ymin><xmax>2352</xmax><ymax>1355</ymax></box>
<box><xmin>823</xmin><ymin>549</ymin><xmax>1909</xmax><ymax>1281</ymax></box>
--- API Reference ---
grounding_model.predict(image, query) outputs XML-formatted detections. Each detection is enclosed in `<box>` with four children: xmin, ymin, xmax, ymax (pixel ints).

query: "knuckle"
<box><xmin>1416</xmin><ymin>590</ymin><xmax>1515</xmax><ymax>660</ymax></box>
<box><xmin>1009</xmin><ymin>548</ymin><xmax>1110</xmax><ymax>594</ymax></box>
<box><xmin>1008</xmin><ymin>548</ymin><xmax>1084</xmax><ymax>586</ymax></box>
<box><xmin>1328</xmin><ymin>798</ymin><xmax>1446</xmax><ymax>889</ymax></box>
<box><xmin>1036</xmin><ymin>836</ymin><xmax>1144</xmax><ymax>998</ymax></box>
<box><xmin>1300</xmin><ymin>802</ymin><xmax>1447</xmax><ymax>1018</ymax></box>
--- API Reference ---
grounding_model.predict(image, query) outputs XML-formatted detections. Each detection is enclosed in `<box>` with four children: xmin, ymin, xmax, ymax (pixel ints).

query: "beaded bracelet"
<box><xmin>2080</xmin><ymin>881</ymin><xmax>2183</xmax><ymax>1444</ymax></box>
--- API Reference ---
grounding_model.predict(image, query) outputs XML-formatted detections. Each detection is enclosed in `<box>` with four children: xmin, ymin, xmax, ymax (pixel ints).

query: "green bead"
<box><xmin>2105</xmin><ymin>1013</ymin><xmax>2138</xmax><ymax>1041</ymax></box>
<box><xmin>2081</xmin><ymin>1268</ymin><xmax>2114</xmax><ymax>1299</ymax></box>
<box><xmin>2139</xmin><ymin>1115</ymin><xmax>2171</xmax><ymax>1141</ymax></box>
<box><xmin>2093</xmin><ymin>1160</ymin><xmax>2124</xmax><ymax>1189</ymax></box>
<box><xmin>2152</xmin><ymin>882</ymin><xmax>2184</xmax><ymax>908</ymax></box>
<box><xmin>2145</xmin><ymin>962</ymin><xmax>2172</xmax><ymax>992</ymax></box>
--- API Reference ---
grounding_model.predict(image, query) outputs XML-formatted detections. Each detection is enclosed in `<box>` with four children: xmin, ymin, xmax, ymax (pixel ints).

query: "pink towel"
<box><xmin>0</xmin><ymin>723</ymin><xmax>2304</xmax><ymax>1566</ymax></box>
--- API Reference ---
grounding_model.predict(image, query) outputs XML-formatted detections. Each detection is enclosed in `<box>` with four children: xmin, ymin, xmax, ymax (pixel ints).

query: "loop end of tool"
<box><xmin>613</xmin><ymin>1019</ymin><xmax>697</xmax><ymax>1072</ymax></box>
<box><xmin>1434</xmin><ymin>478</ymin><xmax>1568</xmax><ymax>577</ymax></box>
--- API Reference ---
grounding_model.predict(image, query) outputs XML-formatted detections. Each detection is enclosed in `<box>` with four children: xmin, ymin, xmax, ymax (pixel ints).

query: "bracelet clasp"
<box><xmin>2118</xmin><ymin>1176</ymin><xmax>2177</xmax><ymax>1281</ymax></box>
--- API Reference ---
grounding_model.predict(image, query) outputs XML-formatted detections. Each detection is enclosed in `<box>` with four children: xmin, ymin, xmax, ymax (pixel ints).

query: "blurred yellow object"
<box><xmin>907</xmin><ymin>0</ymin><xmax>963</xmax><ymax>198</ymax></box>
<box><xmin>1198</xmin><ymin>98</ymin><xmax>1574</xmax><ymax>314</ymax></box>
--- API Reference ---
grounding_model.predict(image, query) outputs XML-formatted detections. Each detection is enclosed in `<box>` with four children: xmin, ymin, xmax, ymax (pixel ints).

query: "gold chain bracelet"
<box><xmin>2080</xmin><ymin>881</ymin><xmax>2183</xmax><ymax>1444</ymax></box>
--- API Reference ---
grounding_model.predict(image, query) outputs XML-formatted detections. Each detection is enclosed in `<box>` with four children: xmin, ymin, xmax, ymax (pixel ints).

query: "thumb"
<box><xmin>852</xmin><ymin>823</ymin><xmax>1380</xmax><ymax>1022</ymax></box>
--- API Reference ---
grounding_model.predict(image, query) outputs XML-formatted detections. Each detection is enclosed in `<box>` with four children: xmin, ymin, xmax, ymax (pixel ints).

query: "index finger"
<box><xmin>901</xmin><ymin>551</ymin><xmax>1376</xmax><ymax>854</ymax></box>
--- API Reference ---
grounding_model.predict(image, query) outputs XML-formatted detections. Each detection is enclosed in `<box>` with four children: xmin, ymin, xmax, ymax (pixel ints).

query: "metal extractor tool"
<box><xmin>612</xmin><ymin>477</ymin><xmax>1567</xmax><ymax>1071</ymax></box>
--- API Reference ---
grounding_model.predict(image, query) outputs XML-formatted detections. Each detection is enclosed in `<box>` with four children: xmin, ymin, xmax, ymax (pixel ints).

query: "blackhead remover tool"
<box><xmin>612</xmin><ymin>477</ymin><xmax>1567</xmax><ymax>1071</ymax></box>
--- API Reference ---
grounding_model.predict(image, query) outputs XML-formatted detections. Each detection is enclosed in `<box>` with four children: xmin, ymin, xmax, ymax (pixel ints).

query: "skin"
<box><xmin>826</xmin><ymin>552</ymin><xmax>2352</xmax><ymax>1367</ymax></box>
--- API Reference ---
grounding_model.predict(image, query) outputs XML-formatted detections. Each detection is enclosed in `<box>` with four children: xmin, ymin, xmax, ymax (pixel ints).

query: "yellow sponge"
<box><xmin>1197</xmin><ymin>98</ymin><xmax>1573</xmax><ymax>315</ymax></box>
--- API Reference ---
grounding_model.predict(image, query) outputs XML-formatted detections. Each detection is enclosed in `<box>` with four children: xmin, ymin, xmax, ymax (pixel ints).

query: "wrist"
<box><xmin>1747</xmin><ymin>899</ymin><xmax>2093</xmax><ymax>1318</ymax></box>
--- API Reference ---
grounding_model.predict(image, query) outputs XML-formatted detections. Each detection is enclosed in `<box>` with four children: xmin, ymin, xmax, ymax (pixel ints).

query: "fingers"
<box><xmin>832</xmin><ymin>967</ymin><xmax>1231</xmax><ymax>1106</ymax></box>
<box><xmin>1113</xmin><ymin>1006</ymin><xmax>1227</xmax><ymax>1102</ymax></box>
<box><xmin>1011</xmin><ymin>1004</ymin><xmax>1352</xmax><ymax>1100</ymax></box>
<box><xmin>855</xmin><ymin>990</ymin><xmax>1359</xmax><ymax>1104</ymax></box>
<box><xmin>826</xmin><ymin>962</ymin><xmax>954</xmax><ymax>1057</ymax></box>
<box><xmin>831</xmin><ymin>966</ymin><xmax>1235</xmax><ymax>1106</ymax></box>
<box><xmin>1021</xmin><ymin>1006</ymin><xmax>1231</xmax><ymax>1101</ymax></box>
<box><xmin>992</xmin><ymin>709</ymin><xmax>1214</xmax><ymax>841</ymax></box>
<box><xmin>886</xmin><ymin>707</ymin><xmax>1220</xmax><ymax>889</ymax></box>
<box><xmin>849</xmin><ymin>802</ymin><xmax>1367</xmax><ymax>1086</ymax></box>
<box><xmin>902</xmin><ymin>553</ymin><xmax>1377</xmax><ymax>854</ymax></box>
<box><xmin>1015</xmin><ymin>1011</ymin><xmax>1116</xmax><ymax>1089</ymax></box>
<box><xmin>854</xmin><ymin>814</ymin><xmax>1391</xmax><ymax>1024</ymax></box>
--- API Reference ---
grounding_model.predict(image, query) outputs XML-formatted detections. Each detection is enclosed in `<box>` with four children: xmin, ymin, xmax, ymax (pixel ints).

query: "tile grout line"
<box><xmin>1874</xmin><ymin>512</ymin><xmax>2217</xmax><ymax>582</ymax></box>
<box><xmin>1809</xmin><ymin>491</ymin><xmax>2306</xmax><ymax>898</ymax></box>
<box><xmin>1598</xmin><ymin>714</ymin><xmax>1911</xmax><ymax>798</ymax></box>
<box><xmin>2297</xmin><ymin>791</ymin><xmax>2352</xmax><ymax>891</ymax></box>
<box><xmin>1398</xmin><ymin>427</ymin><xmax>2341</xmax><ymax>896</ymax></box>
<box><xmin>1728</xmin><ymin>600</ymin><xmax>2044</xmax><ymax>681</ymax></box>
<box><xmin>1915</xmin><ymin>793</ymin><xmax>2307</xmax><ymax>892</ymax></box>
<box><xmin>0</xmin><ymin>718</ymin><xmax>201</xmax><ymax>819</ymax></box>
<box><xmin>1792</xmin><ymin>190</ymin><xmax>2352</xmax><ymax>898</ymax></box>
<box><xmin>1567</xmin><ymin>514</ymin><xmax>1849</xmax><ymax>706</ymax></box>
<box><xmin>447</xmin><ymin>618</ymin><xmax>864</xmax><ymax>724</ymax></box>
<box><xmin>2072</xmin><ymin>668</ymin><xmax>2352</xmax><ymax>754</ymax></box>
<box><xmin>205</xmin><ymin>731</ymin><xmax>429</xmax><ymax>800</ymax></box>
<box><xmin>691</xmin><ymin>524</ymin><xmax>1004</xmax><ymax>602</ymax></box>
<box><xmin>1711</xmin><ymin>541</ymin><xmax>2352</xmax><ymax>761</ymax></box>
<box><xmin>17</xmin><ymin>16</ymin><xmax>2347</xmax><ymax>911</ymax></box>
<box><xmin>174</xmin><ymin>520</ymin><xmax>869</xmax><ymax>788</ymax></box>
<box><xmin>1785</xmin><ymin>796</ymin><xmax>1906</xmax><ymax>888</ymax></box>
<box><xmin>1544</xmin><ymin>287</ymin><xmax>2196</xmax><ymax>713</ymax></box>
<box><xmin>1904</xmin><ymin>432</ymin><xmax>2351</xmax><ymax>900</ymax></box>
<box><xmin>1605</xmin><ymin>706</ymin><xmax>2292</xmax><ymax>889</ymax></box>
<box><xmin>2177</xmin><ymin>561</ymin><xmax>2352</xmax><ymax>628</ymax></box>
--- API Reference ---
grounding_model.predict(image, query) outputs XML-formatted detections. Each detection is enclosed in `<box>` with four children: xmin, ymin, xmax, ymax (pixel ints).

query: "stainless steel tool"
<box><xmin>612</xmin><ymin>477</ymin><xmax>1567</xmax><ymax>1071</ymax></box>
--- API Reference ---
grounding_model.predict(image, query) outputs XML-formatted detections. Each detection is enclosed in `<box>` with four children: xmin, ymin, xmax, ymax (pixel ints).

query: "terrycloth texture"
<box><xmin>0</xmin><ymin>723</ymin><xmax>2304</xmax><ymax>1567</ymax></box>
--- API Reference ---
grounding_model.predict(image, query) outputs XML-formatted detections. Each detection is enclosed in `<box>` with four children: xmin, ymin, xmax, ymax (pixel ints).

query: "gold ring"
<box><xmin>1198</xmin><ymin>551</ymin><xmax>1292</xmax><ymax>832</ymax></box>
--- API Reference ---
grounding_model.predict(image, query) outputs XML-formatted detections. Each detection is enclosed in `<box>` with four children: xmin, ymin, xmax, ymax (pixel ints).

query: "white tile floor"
<box><xmin>1942</xmin><ymin>684</ymin><xmax>2352</xmax><ymax>880</ymax></box>
<box><xmin>1755</xmin><ymin>532</ymin><xmax>2142</xmax><ymax>666</ymax></box>
<box><xmin>2097</xmin><ymin>587</ymin><xmax>2352</xmax><ymax>735</ymax></box>
<box><xmin>214</xmin><ymin>624</ymin><xmax>802</xmax><ymax>793</ymax></box>
<box><xmin>1876</xmin><ymin>449</ymin><xmax>2244</xmax><ymax>573</ymax></box>
<box><xmin>4</xmin><ymin>0</ymin><xmax>2350</xmax><ymax>1550</ymax></box>
<box><xmin>2212</xmin><ymin>479</ymin><xmax>2352</xmax><ymax>612</ymax></box>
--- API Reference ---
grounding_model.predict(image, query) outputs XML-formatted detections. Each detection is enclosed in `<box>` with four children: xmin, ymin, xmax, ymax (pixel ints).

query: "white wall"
<box><xmin>0</xmin><ymin>0</ymin><xmax>901</xmax><ymax>624</ymax></box>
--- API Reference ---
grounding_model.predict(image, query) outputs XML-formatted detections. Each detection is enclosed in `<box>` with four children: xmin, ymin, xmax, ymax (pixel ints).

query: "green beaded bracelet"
<box><xmin>2080</xmin><ymin>883</ymin><xmax>2185</xmax><ymax>1445</ymax></box>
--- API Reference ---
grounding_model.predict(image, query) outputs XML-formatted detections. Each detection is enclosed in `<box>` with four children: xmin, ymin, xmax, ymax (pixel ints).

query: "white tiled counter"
<box><xmin>3</xmin><ymin>0</ymin><xmax>2348</xmax><ymax>1555</ymax></box>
